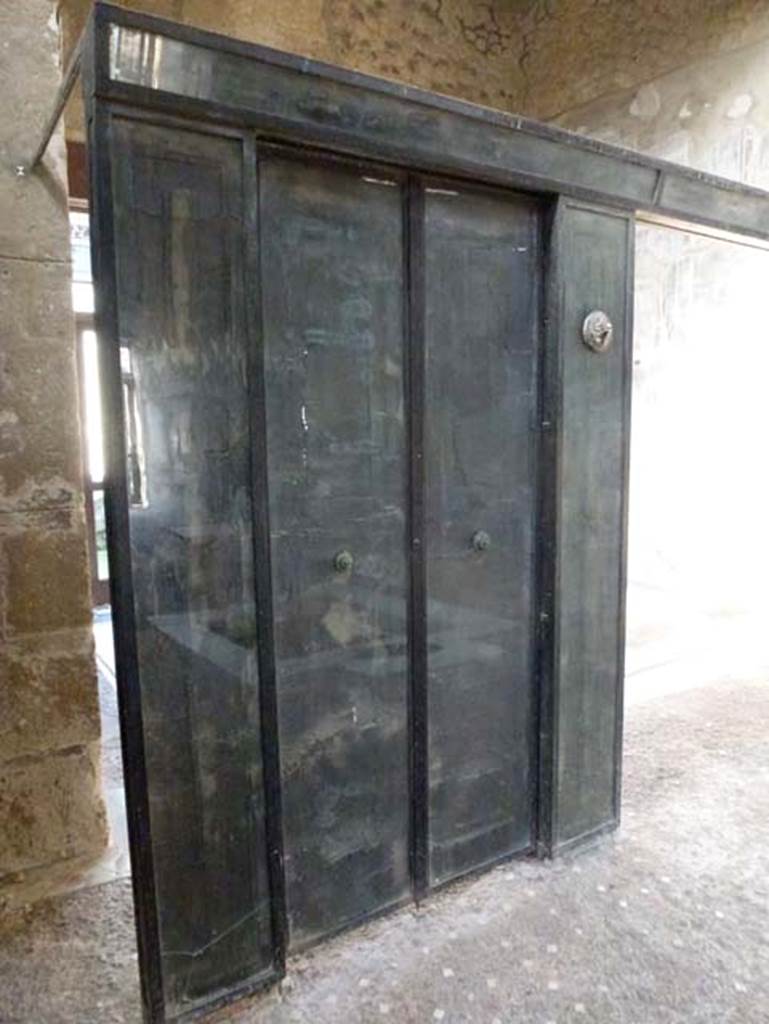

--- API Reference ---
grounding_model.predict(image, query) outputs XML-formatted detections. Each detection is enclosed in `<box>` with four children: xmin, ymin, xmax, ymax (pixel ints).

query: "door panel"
<box><xmin>423</xmin><ymin>186</ymin><xmax>539</xmax><ymax>885</ymax></box>
<box><xmin>259</xmin><ymin>157</ymin><xmax>410</xmax><ymax>947</ymax></box>
<box><xmin>549</xmin><ymin>202</ymin><xmax>632</xmax><ymax>850</ymax></box>
<box><xmin>109</xmin><ymin>119</ymin><xmax>274</xmax><ymax>1018</ymax></box>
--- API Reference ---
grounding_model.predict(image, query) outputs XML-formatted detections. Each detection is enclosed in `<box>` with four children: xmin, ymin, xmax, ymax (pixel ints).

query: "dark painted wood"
<box><xmin>423</xmin><ymin>185</ymin><xmax>540</xmax><ymax>884</ymax></box>
<box><xmin>107</xmin><ymin>117</ymin><xmax>276</xmax><ymax>1018</ymax></box>
<box><xmin>533</xmin><ymin>199</ymin><xmax>562</xmax><ymax>858</ymax></box>
<box><xmin>405</xmin><ymin>179</ymin><xmax>429</xmax><ymax>900</ymax></box>
<box><xmin>84</xmin><ymin>2</ymin><xmax>769</xmax><ymax>242</ymax></box>
<box><xmin>258</xmin><ymin>155</ymin><xmax>411</xmax><ymax>947</ymax></box>
<box><xmin>546</xmin><ymin>202</ymin><xmax>633</xmax><ymax>851</ymax></box>
<box><xmin>243</xmin><ymin>138</ymin><xmax>289</xmax><ymax>976</ymax></box>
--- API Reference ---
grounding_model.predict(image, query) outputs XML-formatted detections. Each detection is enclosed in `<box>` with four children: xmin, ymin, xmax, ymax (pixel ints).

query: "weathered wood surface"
<box><xmin>424</xmin><ymin>186</ymin><xmax>539</xmax><ymax>884</ymax></box>
<box><xmin>547</xmin><ymin>202</ymin><xmax>632</xmax><ymax>850</ymax></box>
<box><xmin>259</xmin><ymin>156</ymin><xmax>411</xmax><ymax>947</ymax></box>
<box><xmin>95</xmin><ymin>3</ymin><xmax>769</xmax><ymax>241</ymax></box>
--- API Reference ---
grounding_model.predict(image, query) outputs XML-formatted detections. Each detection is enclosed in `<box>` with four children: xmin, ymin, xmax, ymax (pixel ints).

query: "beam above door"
<box><xmin>74</xmin><ymin>2</ymin><xmax>769</xmax><ymax>242</ymax></box>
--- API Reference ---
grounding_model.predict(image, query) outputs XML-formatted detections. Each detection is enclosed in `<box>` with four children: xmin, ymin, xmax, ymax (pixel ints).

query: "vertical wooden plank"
<box><xmin>244</xmin><ymin>137</ymin><xmax>289</xmax><ymax>976</ymax></box>
<box><xmin>405</xmin><ymin>178</ymin><xmax>429</xmax><ymax>900</ymax></box>
<box><xmin>423</xmin><ymin>185</ymin><xmax>540</xmax><ymax>884</ymax></box>
<box><xmin>258</xmin><ymin>155</ymin><xmax>410</xmax><ymax>947</ymax></box>
<box><xmin>544</xmin><ymin>201</ymin><xmax>633</xmax><ymax>852</ymax></box>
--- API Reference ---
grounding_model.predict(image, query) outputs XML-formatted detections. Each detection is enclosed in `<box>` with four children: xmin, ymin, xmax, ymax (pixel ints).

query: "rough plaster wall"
<box><xmin>549</xmin><ymin>31</ymin><xmax>769</xmax><ymax>670</ymax></box>
<box><xmin>58</xmin><ymin>0</ymin><xmax>523</xmax><ymax>137</ymax></box>
<box><xmin>555</xmin><ymin>36</ymin><xmax>769</xmax><ymax>188</ymax></box>
<box><xmin>514</xmin><ymin>0</ymin><xmax>769</xmax><ymax>120</ymax></box>
<box><xmin>0</xmin><ymin>0</ymin><xmax>106</xmax><ymax>900</ymax></box>
<box><xmin>59</xmin><ymin>0</ymin><xmax>769</xmax><ymax>128</ymax></box>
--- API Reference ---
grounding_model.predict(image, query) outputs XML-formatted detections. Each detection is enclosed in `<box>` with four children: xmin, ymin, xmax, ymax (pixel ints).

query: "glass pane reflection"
<box><xmin>109</xmin><ymin>117</ymin><xmax>274</xmax><ymax>1016</ymax></box>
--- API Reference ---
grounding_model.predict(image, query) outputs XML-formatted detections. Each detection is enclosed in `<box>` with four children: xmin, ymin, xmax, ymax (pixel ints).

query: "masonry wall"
<box><xmin>0</xmin><ymin>0</ymin><xmax>106</xmax><ymax>903</ymax></box>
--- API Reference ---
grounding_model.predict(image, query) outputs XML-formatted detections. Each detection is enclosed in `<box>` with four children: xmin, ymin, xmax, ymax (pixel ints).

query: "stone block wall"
<box><xmin>0</xmin><ymin>0</ymin><xmax>106</xmax><ymax>903</ymax></box>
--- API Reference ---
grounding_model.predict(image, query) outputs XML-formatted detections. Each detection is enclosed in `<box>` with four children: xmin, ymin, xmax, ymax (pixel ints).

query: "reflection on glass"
<box><xmin>424</xmin><ymin>187</ymin><xmax>539</xmax><ymax>885</ymax></box>
<box><xmin>70</xmin><ymin>210</ymin><xmax>91</xmax><ymax>280</ymax></box>
<box><xmin>80</xmin><ymin>329</ymin><xmax>105</xmax><ymax>484</ymax></box>
<box><xmin>111</xmin><ymin>24</ymin><xmax>213</xmax><ymax>97</ymax></box>
<box><xmin>70</xmin><ymin>211</ymin><xmax>94</xmax><ymax>314</ymax></box>
<box><xmin>92</xmin><ymin>488</ymin><xmax>109</xmax><ymax>580</ymax></box>
<box><xmin>109</xmin><ymin>118</ymin><xmax>274</xmax><ymax>1016</ymax></box>
<box><xmin>120</xmin><ymin>347</ymin><xmax>146</xmax><ymax>508</ymax></box>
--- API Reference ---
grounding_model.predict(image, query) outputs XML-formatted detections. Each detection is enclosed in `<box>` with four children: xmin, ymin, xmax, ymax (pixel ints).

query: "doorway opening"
<box><xmin>70</xmin><ymin>201</ymin><xmax>131</xmax><ymax>888</ymax></box>
<box><xmin>626</xmin><ymin>218</ymin><xmax>769</xmax><ymax>707</ymax></box>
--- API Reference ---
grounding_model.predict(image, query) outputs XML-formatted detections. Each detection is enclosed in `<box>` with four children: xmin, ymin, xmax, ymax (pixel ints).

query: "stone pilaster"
<box><xmin>0</xmin><ymin>0</ymin><xmax>106</xmax><ymax>904</ymax></box>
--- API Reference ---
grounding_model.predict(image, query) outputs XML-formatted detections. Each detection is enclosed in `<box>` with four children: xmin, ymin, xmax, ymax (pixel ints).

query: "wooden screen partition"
<box><xmin>537</xmin><ymin>201</ymin><xmax>634</xmax><ymax>854</ymax></box>
<box><xmin>41</xmin><ymin>4</ymin><xmax>769</xmax><ymax>1020</ymax></box>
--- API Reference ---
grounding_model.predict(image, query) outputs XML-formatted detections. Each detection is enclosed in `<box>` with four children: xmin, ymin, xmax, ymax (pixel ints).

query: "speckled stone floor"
<box><xmin>1</xmin><ymin>668</ymin><xmax>767</xmax><ymax>1024</ymax></box>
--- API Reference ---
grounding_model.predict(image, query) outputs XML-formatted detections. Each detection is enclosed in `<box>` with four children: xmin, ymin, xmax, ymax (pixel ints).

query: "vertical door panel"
<box><xmin>423</xmin><ymin>187</ymin><xmax>539</xmax><ymax>885</ymax></box>
<box><xmin>259</xmin><ymin>157</ymin><xmax>410</xmax><ymax>947</ymax></box>
<box><xmin>547</xmin><ymin>202</ymin><xmax>632</xmax><ymax>850</ymax></box>
<box><xmin>108</xmin><ymin>120</ymin><xmax>274</xmax><ymax>1017</ymax></box>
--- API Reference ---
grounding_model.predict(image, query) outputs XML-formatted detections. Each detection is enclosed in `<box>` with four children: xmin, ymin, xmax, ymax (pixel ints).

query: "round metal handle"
<box><xmin>333</xmin><ymin>549</ymin><xmax>354</xmax><ymax>574</ymax></box>
<box><xmin>471</xmin><ymin>530</ymin><xmax>491</xmax><ymax>553</ymax></box>
<box><xmin>582</xmin><ymin>310</ymin><xmax>614</xmax><ymax>353</ymax></box>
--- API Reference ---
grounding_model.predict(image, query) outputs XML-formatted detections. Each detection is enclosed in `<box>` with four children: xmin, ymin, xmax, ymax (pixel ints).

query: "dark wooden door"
<box><xmin>423</xmin><ymin>185</ymin><xmax>540</xmax><ymax>884</ymax></box>
<box><xmin>257</xmin><ymin>160</ymin><xmax>542</xmax><ymax>942</ymax></box>
<box><xmin>259</xmin><ymin>155</ymin><xmax>411</xmax><ymax>948</ymax></box>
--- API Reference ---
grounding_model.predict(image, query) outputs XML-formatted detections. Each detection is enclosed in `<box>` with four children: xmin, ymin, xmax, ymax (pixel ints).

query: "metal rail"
<box><xmin>27</xmin><ymin>35</ymin><xmax>83</xmax><ymax>170</ymax></box>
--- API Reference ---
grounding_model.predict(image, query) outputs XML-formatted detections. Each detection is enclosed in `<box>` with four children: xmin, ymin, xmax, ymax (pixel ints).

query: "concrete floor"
<box><xmin>1</xmin><ymin>598</ymin><xmax>767</xmax><ymax>1023</ymax></box>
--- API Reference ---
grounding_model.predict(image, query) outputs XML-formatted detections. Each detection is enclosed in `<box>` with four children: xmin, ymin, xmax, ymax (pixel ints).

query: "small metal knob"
<box><xmin>471</xmin><ymin>530</ymin><xmax>491</xmax><ymax>553</ymax></box>
<box><xmin>582</xmin><ymin>310</ymin><xmax>614</xmax><ymax>353</ymax></box>
<box><xmin>333</xmin><ymin>549</ymin><xmax>354</xmax><ymax>573</ymax></box>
